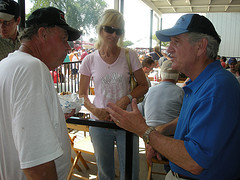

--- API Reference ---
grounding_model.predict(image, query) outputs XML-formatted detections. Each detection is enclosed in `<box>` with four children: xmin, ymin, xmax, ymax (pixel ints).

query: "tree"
<box><xmin>152</xmin><ymin>34</ymin><xmax>169</xmax><ymax>48</ymax></box>
<box><xmin>123</xmin><ymin>40</ymin><xmax>134</xmax><ymax>47</ymax></box>
<box><xmin>28</xmin><ymin>0</ymin><xmax>107</xmax><ymax>36</ymax></box>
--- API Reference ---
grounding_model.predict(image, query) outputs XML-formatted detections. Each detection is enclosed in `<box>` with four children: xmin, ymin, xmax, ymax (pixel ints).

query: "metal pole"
<box><xmin>149</xmin><ymin>10</ymin><xmax>153</xmax><ymax>52</ymax></box>
<box><xmin>114</xmin><ymin>0</ymin><xmax>120</xmax><ymax>11</ymax></box>
<box><xmin>18</xmin><ymin>0</ymin><xmax>25</xmax><ymax>31</ymax></box>
<box><xmin>160</xmin><ymin>17</ymin><xmax>162</xmax><ymax>51</ymax></box>
<box><xmin>120</xmin><ymin>0</ymin><xmax>124</xmax><ymax>14</ymax></box>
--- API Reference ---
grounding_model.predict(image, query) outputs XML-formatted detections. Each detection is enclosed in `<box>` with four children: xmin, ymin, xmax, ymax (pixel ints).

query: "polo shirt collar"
<box><xmin>184</xmin><ymin>60</ymin><xmax>222</xmax><ymax>94</ymax></box>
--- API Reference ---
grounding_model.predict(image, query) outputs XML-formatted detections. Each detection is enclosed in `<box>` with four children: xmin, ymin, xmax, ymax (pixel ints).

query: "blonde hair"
<box><xmin>94</xmin><ymin>9</ymin><xmax>125</xmax><ymax>49</ymax></box>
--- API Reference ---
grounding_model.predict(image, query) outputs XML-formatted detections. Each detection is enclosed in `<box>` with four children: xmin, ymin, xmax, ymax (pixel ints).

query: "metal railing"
<box><xmin>51</xmin><ymin>61</ymin><xmax>94</xmax><ymax>94</ymax></box>
<box><xmin>51</xmin><ymin>61</ymin><xmax>80</xmax><ymax>93</ymax></box>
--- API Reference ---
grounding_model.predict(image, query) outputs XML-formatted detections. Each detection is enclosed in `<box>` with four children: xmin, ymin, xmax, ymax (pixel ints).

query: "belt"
<box><xmin>171</xmin><ymin>170</ymin><xmax>197</xmax><ymax>180</ymax></box>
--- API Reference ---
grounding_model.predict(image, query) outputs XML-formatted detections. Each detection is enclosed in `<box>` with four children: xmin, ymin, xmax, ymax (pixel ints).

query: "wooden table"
<box><xmin>66</xmin><ymin>117</ymin><xmax>134</xmax><ymax>180</ymax></box>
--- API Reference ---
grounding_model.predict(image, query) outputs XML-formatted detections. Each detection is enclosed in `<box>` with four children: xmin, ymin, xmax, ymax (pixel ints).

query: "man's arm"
<box><xmin>107</xmin><ymin>99</ymin><xmax>203</xmax><ymax>175</ymax></box>
<box><xmin>155</xmin><ymin>117</ymin><xmax>178</xmax><ymax>136</ymax></box>
<box><xmin>23</xmin><ymin>160</ymin><xmax>58</xmax><ymax>180</ymax></box>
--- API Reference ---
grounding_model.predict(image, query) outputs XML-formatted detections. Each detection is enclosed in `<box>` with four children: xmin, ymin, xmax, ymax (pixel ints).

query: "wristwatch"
<box><xmin>143</xmin><ymin>127</ymin><xmax>156</xmax><ymax>144</ymax></box>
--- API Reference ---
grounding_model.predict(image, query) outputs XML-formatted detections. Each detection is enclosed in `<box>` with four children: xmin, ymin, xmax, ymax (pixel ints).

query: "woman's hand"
<box><xmin>115</xmin><ymin>96</ymin><xmax>130</xmax><ymax>110</ymax></box>
<box><xmin>93</xmin><ymin>108</ymin><xmax>111</xmax><ymax>121</ymax></box>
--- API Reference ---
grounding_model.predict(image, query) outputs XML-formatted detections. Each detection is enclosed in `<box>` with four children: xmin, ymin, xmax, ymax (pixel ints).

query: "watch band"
<box><xmin>126</xmin><ymin>94</ymin><xmax>133</xmax><ymax>102</ymax></box>
<box><xmin>143</xmin><ymin>127</ymin><xmax>156</xmax><ymax>144</ymax></box>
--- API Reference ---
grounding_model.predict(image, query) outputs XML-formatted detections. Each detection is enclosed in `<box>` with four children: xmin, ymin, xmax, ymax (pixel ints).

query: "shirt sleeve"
<box><xmin>12</xmin><ymin>60</ymin><xmax>63</xmax><ymax>169</ymax></box>
<box><xmin>184</xmin><ymin>95</ymin><xmax>239</xmax><ymax>169</ymax></box>
<box><xmin>79</xmin><ymin>53</ymin><xmax>92</xmax><ymax>77</ymax></box>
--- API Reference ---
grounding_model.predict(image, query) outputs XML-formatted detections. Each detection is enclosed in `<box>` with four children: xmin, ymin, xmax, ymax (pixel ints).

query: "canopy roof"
<box><xmin>140</xmin><ymin>0</ymin><xmax>240</xmax><ymax>15</ymax></box>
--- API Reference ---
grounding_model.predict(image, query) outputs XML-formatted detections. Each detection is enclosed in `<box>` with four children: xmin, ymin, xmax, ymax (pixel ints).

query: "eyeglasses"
<box><xmin>102</xmin><ymin>26</ymin><xmax>124</xmax><ymax>36</ymax></box>
<box><xmin>0</xmin><ymin>19</ymin><xmax>15</xmax><ymax>26</ymax></box>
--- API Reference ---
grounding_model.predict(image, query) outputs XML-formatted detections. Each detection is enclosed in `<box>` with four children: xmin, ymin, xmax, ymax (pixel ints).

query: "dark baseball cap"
<box><xmin>26</xmin><ymin>7</ymin><xmax>82</xmax><ymax>41</ymax></box>
<box><xmin>0</xmin><ymin>0</ymin><xmax>20</xmax><ymax>21</ymax></box>
<box><xmin>156</xmin><ymin>14</ymin><xmax>221</xmax><ymax>44</ymax></box>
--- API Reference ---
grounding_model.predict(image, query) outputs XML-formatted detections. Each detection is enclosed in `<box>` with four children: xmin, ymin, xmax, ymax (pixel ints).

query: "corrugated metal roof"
<box><xmin>140</xmin><ymin>0</ymin><xmax>240</xmax><ymax>15</ymax></box>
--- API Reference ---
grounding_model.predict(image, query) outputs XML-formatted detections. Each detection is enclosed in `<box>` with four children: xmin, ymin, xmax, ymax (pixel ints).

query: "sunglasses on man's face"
<box><xmin>102</xmin><ymin>26</ymin><xmax>124</xmax><ymax>36</ymax></box>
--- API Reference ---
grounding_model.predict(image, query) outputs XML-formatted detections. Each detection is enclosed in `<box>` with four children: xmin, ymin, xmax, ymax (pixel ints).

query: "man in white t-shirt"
<box><xmin>0</xmin><ymin>7</ymin><xmax>81</xmax><ymax>180</ymax></box>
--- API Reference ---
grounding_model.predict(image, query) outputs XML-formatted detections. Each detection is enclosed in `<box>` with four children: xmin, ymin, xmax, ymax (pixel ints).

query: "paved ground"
<box><xmin>69</xmin><ymin>130</ymin><xmax>166</xmax><ymax>180</ymax></box>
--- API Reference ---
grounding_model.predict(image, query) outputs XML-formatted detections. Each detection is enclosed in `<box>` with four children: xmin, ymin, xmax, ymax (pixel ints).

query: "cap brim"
<box><xmin>0</xmin><ymin>12</ymin><xmax>14</xmax><ymax>21</ymax></box>
<box><xmin>156</xmin><ymin>28</ymin><xmax>188</xmax><ymax>42</ymax></box>
<box><xmin>59</xmin><ymin>25</ymin><xmax>82</xmax><ymax>41</ymax></box>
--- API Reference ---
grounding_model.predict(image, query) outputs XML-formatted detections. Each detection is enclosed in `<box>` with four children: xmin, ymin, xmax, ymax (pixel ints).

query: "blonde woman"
<box><xmin>79</xmin><ymin>9</ymin><xmax>148</xmax><ymax>180</ymax></box>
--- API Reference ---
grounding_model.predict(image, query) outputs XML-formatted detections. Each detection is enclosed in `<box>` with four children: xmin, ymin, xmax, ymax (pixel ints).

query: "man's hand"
<box><xmin>106</xmin><ymin>98</ymin><xmax>148</xmax><ymax>137</ymax></box>
<box><xmin>145</xmin><ymin>144</ymin><xmax>162</xmax><ymax>165</ymax></box>
<box><xmin>64</xmin><ymin>109</ymin><xmax>76</xmax><ymax>120</ymax></box>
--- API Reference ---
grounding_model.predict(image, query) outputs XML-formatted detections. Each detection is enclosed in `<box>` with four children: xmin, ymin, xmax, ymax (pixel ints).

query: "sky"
<box><xmin>21</xmin><ymin>0</ymin><xmax>183</xmax><ymax>48</ymax></box>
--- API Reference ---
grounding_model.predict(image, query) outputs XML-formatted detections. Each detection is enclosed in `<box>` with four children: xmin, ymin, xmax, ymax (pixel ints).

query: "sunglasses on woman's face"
<box><xmin>102</xmin><ymin>26</ymin><xmax>124</xmax><ymax>36</ymax></box>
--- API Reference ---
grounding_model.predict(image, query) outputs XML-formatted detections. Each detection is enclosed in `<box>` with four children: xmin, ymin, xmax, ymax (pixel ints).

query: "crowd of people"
<box><xmin>1</xmin><ymin>0</ymin><xmax>240</xmax><ymax>180</ymax></box>
<box><xmin>106</xmin><ymin>13</ymin><xmax>240</xmax><ymax>180</ymax></box>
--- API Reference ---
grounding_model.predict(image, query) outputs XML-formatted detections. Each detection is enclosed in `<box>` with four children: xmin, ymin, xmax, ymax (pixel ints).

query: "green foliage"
<box><xmin>28</xmin><ymin>0</ymin><xmax>107</xmax><ymax>35</ymax></box>
<box><xmin>89</xmin><ymin>38</ymin><xmax>96</xmax><ymax>43</ymax></box>
<box><xmin>152</xmin><ymin>34</ymin><xmax>169</xmax><ymax>47</ymax></box>
<box><xmin>123</xmin><ymin>40</ymin><xmax>134</xmax><ymax>47</ymax></box>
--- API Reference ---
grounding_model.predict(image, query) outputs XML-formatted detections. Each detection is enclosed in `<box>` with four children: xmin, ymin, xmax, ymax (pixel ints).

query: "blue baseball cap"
<box><xmin>228</xmin><ymin>57</ymin><xmax>237</xmax><ymax>65</ymax></box>
<box><xmin>156</xmin><ymin>14</ymin><xmax>221</xmax><ymax>43</ymax></box>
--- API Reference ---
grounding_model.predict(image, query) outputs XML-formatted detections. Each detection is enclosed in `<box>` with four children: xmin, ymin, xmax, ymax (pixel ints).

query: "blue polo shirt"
<box><xmin>170</xmin><ymin>60</ymin><xmax>240</xmax><ymax>179</ymax></box>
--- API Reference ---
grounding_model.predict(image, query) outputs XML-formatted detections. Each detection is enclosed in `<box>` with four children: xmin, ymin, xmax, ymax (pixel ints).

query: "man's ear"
<box><xmin>197</xmin><ymin>38</ymin><xmax>208</xmax><ymax>57</ymax></box>
<box><xmin>16</xmin><ymin>17</ymin><xmax>21</xmax><ymax>25</ymax></box>
<box><xmin>37</xmin><ymin>27</ymin><xmax>47</xmax><ymax>41</ymax></box>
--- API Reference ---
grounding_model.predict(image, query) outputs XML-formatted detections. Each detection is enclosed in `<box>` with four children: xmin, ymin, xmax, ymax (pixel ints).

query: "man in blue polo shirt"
<box><xmin>106</xmin><ymin>14</ymin><xmax>240</xmax><ymax>180</ymax></box>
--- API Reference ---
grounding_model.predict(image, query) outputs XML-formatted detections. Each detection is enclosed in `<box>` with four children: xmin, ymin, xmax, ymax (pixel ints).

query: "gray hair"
<box><xmin>160</xmin><ymin>71</ymin><xmax>179</xmax><ymax>82</ymax></box>
<box><xmin>95</xmin><ymin>9</ymin><xmax>125</xmax><ymax>49</ymax></box>
<box><xmin>19</xmin><ymin>24</ymin><xmax>55</xmax><ymax>41</ymax></box>
<box><xmin>187</xmin><ymin>32</ymin><xmax>220</xmax><ymax>60</ymax></box>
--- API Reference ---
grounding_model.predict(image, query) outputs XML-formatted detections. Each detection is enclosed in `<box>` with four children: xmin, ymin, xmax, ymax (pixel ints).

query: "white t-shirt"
<box><xmin>0</xmin><ymin>51</ymin><xmax>71</xmax><ymax>180</ymax></box>
<box><xmin>80</xmin><ymin>48</ymin><xmax>142</xmax><ymax>118</ymax></box>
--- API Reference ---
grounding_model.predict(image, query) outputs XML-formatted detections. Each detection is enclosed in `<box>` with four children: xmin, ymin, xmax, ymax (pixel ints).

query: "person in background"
<box><xmin>141</xmin><ymin>56</ymin><xmax>155</xmax><ymax>87</ymax></box>
<box><xmin>71</xmin><ymin>51</ymin><xmax>79</xmax><ymax>79</ymax></box>
<box><xmin>220</xmin><ymin>56</ymin><xmax>226</xmax><ymax>68</ymax></box>
<box><xmin>69</xmin><ymin>48</ymin><xmax>75</xmax><ymax>62</ymax></box>
<box><xmin>79</xmin><ymin>9</ymin><xmax>148</xmax><ymax>180</ymax></box>
<box><xmin>149</xmin><ymin>45</ymin><xmax>163</xmax><ymax>60</ymax></box>
<box><xmin>227</xmin><ymin>57</ymin><xmax>237</xmax><ymax>76</ymax></box>
<box><xmin>138</xmin><ymin>60</ymin><xmax>184</xmax><ymax>173</ymax></box>
<box><xmin>0</xmin><ymin>0</ymin><xmax>21</xmax><ymax>61</ymax></box>
<box><xmin>80</xmin><ymin>48</ymin><xmax>88</xmax><ymax>61</ymax></box>
<box><xmin>235</xmin><ymin>63</ymin><xmax>240</xmax><ymax>84</ymax></box>
<box><xmin>158</xmin><ymin>50</ymin><xmax>171</xmax><ymax>67</ymax></box>
<box><xmin>0</xmin><ymin>7</ymin><xmax>81</xmax><ymax>179</ymax></box>
<box><xmin>107</xmin><ymin>13</ymin><xmax>240</xmax><ymax>180</ymax></box>
<box><xmin>63</xmin><ymin>53</ymin><xmax>71</xmax><ymax>77</ymax></box>
<box><xmin>138</xmin><ymin>60</ymin><xmax>184</xmax><ymax>127</ymax></box>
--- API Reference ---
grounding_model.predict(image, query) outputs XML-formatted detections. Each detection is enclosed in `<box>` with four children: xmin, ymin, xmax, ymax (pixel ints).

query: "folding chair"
<box><xmin>67</xmin><ymin>124</ymin><xmax>98</xmax><ymax>180</ymax></box>
<box><xmin>147</xmin><ymin>157</ymin><xmax>169</xmax><ymax>180</ymax></box>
